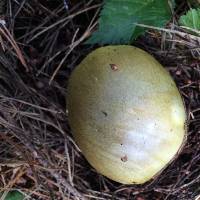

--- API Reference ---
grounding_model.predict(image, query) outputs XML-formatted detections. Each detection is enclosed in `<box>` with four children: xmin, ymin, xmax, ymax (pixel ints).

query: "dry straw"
<box><xmin>0</xmin><ymin>1</ymin><xmax>200</xmax><ymax>199</ymax></box>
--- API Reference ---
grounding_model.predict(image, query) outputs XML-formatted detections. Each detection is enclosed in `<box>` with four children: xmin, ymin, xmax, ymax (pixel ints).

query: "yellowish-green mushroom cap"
<box><xmin>67</xmin><ymin>45</ymin><xmax>186</xmax><ymax>184</ymax></box>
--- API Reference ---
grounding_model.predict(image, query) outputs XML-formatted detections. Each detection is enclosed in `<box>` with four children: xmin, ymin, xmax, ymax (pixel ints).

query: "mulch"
<box><xmin>0</xmin><ymin>1</ymin><xmax>200</xmax><ymax>200</ymax></box>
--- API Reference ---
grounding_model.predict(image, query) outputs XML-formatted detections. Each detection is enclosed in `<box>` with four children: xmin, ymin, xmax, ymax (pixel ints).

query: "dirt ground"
<box><xmin>0</xmin><ymin>1</ymin><xmax>200</xmax><ymax>200</ymax></box>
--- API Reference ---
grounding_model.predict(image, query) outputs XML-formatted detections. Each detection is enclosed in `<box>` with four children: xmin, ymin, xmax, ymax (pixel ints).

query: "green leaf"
<box><xmin>87</xmin><ymin>0</ymin><xmax>172</xmax><ymax>44</ymax></box>
<box><xmin>179</xmin><ymin>8</ymin><xmax>200</xmax><ymax>31</ymax></box>
<box><xmin>1</xmin><ymin>191</ymin><xmax>25</xmax><ymax>200</ymax></box>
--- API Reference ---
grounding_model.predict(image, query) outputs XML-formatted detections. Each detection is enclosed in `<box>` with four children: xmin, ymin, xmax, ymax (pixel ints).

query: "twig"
<box><xmin>27</xmin><ymin>4</ymin><xmax>101</xmax><ymax>43</ymax></box>
<box><xmin>135</xmin><ymin>23</ymin><xmax>200</xmax><ymax>43</ymax></box>
<box><xmin>49</xmin><ymin>13</ymin><xmax>98</xmax><ymax>84</ymax></box>
<box><xmin>0</xmin><ymin>24</ymin><xmax>28</xmax><ymax>71</ymax></box>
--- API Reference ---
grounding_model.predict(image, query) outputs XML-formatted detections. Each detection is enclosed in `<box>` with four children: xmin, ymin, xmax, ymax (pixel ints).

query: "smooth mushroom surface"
<box><xmin>67</xmin><ymin>45</ymin><xmax>186</xmax><ymax>184</ymax></box>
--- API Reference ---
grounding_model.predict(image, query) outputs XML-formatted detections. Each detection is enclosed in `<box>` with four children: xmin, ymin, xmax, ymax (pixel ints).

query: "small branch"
<box><xmin>0</xmin><ymin>24</ymin><xmax>29</xmax><ymax>71</ymax></box>
<box><xmin>134</xmin><ymin>23</ymin><xmax>200</xmax><ymax>43</ymax></box>
<box><xmin>49</xmin><ymin>7</ymin><xmax>99</xmax><ymax>84</ymax></box>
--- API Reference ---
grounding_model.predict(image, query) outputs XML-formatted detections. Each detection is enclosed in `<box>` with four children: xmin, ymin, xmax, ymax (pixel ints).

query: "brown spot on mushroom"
<box><xmin>101</xmin><ymin>111</ymin><xmax>108</xmax><ymax>117</ymax></box>
<box><xmin>110</xmin><ymin>64</ymin><xmax>118</xmax><ymax>71</ymax></box>
<box><xmin>121</xmin><ymin>155</ymin><xmax>128</xmax><ymax>162</ymax></box>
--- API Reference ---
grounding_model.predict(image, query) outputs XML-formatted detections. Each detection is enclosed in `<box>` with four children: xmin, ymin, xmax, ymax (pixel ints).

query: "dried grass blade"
<box><xmin>0</xmin><ymin>25</ymin><xmax>29</xmax><ymax>71</ymax></box>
